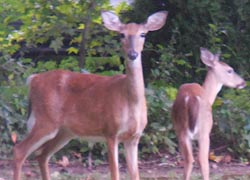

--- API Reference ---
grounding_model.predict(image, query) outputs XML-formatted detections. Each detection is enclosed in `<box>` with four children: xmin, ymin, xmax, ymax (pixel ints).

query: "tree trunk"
<box><xmin>78</xmin><ymin>2</ymin><xmax>96</xmax><ymax>70</ymax></box>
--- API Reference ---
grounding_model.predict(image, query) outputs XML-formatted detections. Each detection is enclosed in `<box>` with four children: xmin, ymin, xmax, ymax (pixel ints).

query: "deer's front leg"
<box><xmin>107</xmin><ymin>137</ymin><xmax>120</xmax><ymax>180</ymax></box>
<box><xmin>124</xmin><ymin>135</ymin><xmax>140</xmax><ymax>180</ymax></box>
<box><xmin>198</xmin><ymin>114</ymin><xmax>212</xmax><ymax>180</ymax></box>
<box><xmin>198</xmin><ymin>133</ymin><xmax>210</xmax><ymax>180</ymax></box>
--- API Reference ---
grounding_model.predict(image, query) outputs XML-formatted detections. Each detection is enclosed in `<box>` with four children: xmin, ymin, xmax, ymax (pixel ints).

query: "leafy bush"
<box><xmin>214</xmin><ymin>85</ymin><xmax>250</xmax><ymax>160</ymax></box>
<box><xmin>146</xmin><ymin>43</ymin><xmax>192</xmax><ymax>86</ymax></box>
<box><xmin>0</xmin><ymin>56</ymin><xmax>30</xmax><ymax>156</ymax></box>
<box><xmin>141</xmin><ymin>84</ymin><xmax>177</xmax><ymax>156</ymax></box>
<box><xmin>85</xmin><ymin>55</ymin><xmax>124</xmax><ymax>75</ymax></box>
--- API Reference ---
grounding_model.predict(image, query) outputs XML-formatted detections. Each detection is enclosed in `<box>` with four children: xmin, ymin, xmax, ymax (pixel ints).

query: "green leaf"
<box><xmin>78</xmin><ymin>23</ymin><xmax>85</xmax><ymax>30</ymax></box>
<box><xmin>49</xmin><ymin>37</ymin><xmax>63</xmax><ymax>53</ymax></box>
<box><xmin>208</xmin><ymin>23</ymin><xmax>217</xmax><ymax>31</ymax></box>
<box><xmin>67</xmin><ymin>47</ymin><xmax>79</xmax><ymax>54</ymax></box>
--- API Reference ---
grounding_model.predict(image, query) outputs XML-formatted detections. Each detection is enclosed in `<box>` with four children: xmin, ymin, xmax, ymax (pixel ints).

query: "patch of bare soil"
<box><xmin>0</xmin><ymin>155</ymin><xmax>250</xmax><ymax>179</ymax></box>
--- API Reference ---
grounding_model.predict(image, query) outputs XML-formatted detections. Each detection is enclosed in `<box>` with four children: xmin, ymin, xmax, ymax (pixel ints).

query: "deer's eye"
<box><xmin>120</xmin><ymin>33</ymin><xmax>125</xmax><ymax>39</ymax></box>
<box><xmin>227</xmin><ymin>69</ymin><xmax>233</xmax><ymax>74</ymax></box>
<box><xmin>140</xmin><ymin>33</ymin><xmax>146</xmax><ymax>38</ymax></box>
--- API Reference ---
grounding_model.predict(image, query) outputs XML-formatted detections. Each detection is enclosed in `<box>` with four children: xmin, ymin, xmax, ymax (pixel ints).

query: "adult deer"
<box><xmin>171</xmin><ymin>48</ymin><xmax>246</xmax><ymax>180</ymax></box>
<box><xmin>13</xmin><ymin>11</ymin><xmax>167</xmax><ymax>180</ymax></box>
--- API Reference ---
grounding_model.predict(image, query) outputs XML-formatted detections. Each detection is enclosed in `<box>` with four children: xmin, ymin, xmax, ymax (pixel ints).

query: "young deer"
<box><xmin>172</xmin><ymin>48</ymin><xmax>246</xmax><ymax>180</ymax></box>
<box><xmin>13</xmin><ymin>11</ymin><xmax>167</xmax><ymax>180</ymax></box>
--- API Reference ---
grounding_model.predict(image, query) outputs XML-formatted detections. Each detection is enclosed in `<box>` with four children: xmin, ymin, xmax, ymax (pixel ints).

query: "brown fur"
<box><xmin>172</xmin><ymin>83</ymin><xmax>203</xmax><ymax>135</ymax></box>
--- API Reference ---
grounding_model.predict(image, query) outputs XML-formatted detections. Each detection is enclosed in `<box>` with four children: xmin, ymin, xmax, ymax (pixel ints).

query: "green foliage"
<box><xmin>141</xmin><ymin>85</ymin><xmax>177</xmax><ymax>155</ymax></box>
<box><xmin>214</xmin><ymin>85</ymin><xmax>250</xmax><ymax>160</ymax></box>
<box><xmin>59</xmin><ymin>57</ymin><xmax>81</xmax><ymax>71</ymax></box>
<box><xmin>0</xmin><ymin>0</ymin><xmax>114</xmax><ymax>62</ymax></box>
<box><xmin>0</xmin><ymin>57</ymin><xmax>30</xmax><ymax>156</ymax></box>
<box><xmin>130</xmin><ymin>0</ymin><xmax>250</xmax><ymax>82</ymax></box>
<box><xmin>20</xmin><ymin>56</ymin><xmax>80</xmax><ymax>76</ymax></box>
<box><xmin>147</xmin><ymin>43</ymin><xmax>192</xmax><ymax>86</ymax></box>
<box><xmin>85</xmin><ymin>56</ymin><xmax>124</xmax><ymax>75</ymax></box>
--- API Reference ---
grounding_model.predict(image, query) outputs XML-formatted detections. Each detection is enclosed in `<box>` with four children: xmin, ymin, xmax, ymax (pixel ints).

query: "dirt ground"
<box><xmin>1</xmin><ymin>156</ymin><xmax>250</xmax><ymax>180</ymax></box>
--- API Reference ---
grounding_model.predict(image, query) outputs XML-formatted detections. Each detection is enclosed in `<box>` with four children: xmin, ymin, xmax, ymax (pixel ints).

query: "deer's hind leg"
<box><xmin>35</xmin><ymin>128</ymin><xmax>75</xmax><ymax>180</ymax></box>
<box><xmin>179</xmin><ymin>133</ymin><xmax>194</xmax><ymax>180</ymax></box>
<box><xmin>13</xmin><ymin>122</ymin><xmax>59</xmax><ymax>180</ymax></box>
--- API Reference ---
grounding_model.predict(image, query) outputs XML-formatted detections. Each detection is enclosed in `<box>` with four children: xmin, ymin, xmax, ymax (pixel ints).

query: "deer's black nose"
<box><xmin>128</xmin><ymin>50</ymin><xmax>138</xmax><ymax>60</ymax></box>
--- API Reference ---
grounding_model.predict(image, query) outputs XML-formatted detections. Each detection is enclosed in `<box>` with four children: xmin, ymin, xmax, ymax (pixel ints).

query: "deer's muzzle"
<box><xmin>128</xmin><ymin>50</ymin><xmax>138</xmax><ymax>61</ymax></box>
<box><xmin>236</xmin><ymin>81</ymin><xmax>246</xmax><ymax>89</ymax></box>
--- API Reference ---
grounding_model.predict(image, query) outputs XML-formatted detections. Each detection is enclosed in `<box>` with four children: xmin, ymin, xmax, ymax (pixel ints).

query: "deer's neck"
<box><xmin>125</xmin><ymin>54</ymin><xmax>145</xmax><ymax>103</ymax></box>
<box><xmin>202</xmin><ymin>70</ymin><xmax>223</xmax><ymax>105</ymax></box>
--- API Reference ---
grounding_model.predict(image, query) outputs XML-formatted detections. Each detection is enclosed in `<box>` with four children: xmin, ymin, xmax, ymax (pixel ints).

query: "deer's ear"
<box><xmin>144</xmin><ymin>11</ymin><xmax>168</xmax><ymax>31</ymax></box>
<box><xmin>200</xmin><ymin>47</ymin><xmax>218</xmax><ymax>67</ymax></box>
<box><xmin>101</xmin><ymin>11</ymin><xmax>123</xmax><ymax>32</ymax></box>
